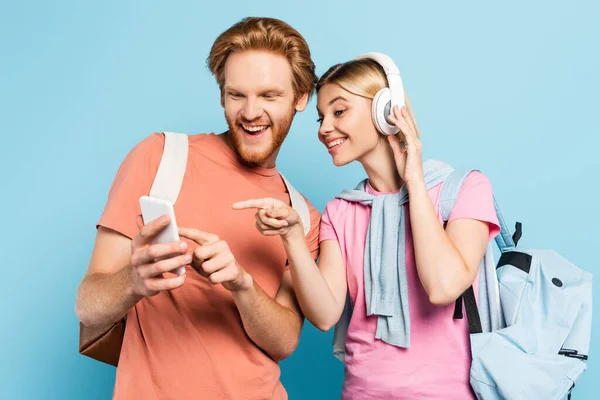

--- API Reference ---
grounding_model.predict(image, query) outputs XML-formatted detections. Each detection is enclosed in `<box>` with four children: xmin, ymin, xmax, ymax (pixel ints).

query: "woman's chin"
<box><xmin>331</xmin><ymin>154</ymin><xmax>353</xmax><ymax>167</ymax></box>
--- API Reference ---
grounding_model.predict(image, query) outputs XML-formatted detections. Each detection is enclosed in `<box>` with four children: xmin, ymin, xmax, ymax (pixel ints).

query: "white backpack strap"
<box><xmin>279</xmin><ymin>173</ymin><xmax>311</xmax><ymax>237</ymax></box>
<box><xmin>149</xmin><ymin>132</ymin><xmax>189</xmax><ymax>204</ymax></box>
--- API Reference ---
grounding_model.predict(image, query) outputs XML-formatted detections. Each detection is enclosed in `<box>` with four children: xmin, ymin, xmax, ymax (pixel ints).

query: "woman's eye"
<box><xmin>316</xmin><ymin>117</ymin><xmax>323</xmax><ymax>124</ymax></box>
<box><xmin>334</xmin><ymin>109</ymin><xmax>346</xmax><ymax>117</ymax></box>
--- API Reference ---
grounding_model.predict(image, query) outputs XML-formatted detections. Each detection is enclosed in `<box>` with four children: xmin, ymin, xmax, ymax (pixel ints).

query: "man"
<box><xmin>75</xmin><ymin>17</ymin><xmax>321</xmax><ymax>399</ymax></box>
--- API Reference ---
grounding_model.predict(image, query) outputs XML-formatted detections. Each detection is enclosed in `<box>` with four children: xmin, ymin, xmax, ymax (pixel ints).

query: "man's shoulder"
<box><xmin>133</xmin><ymin>132</ymin><xmax>165</xmax><ymax>152</ymax></box>
<box><xmin>187</xmin><ymin>132</ymin><xmax>218</xmax><ymax>146</ymax></box>
<box><xmin>115</xmin><ymin>132</ymin><xmax>165</xmax><ymax>172</ymax></box>
<box><xmin>137</xmin><ymin>132</ymin><xmax>222</xmax><ymax>161</ymax></box>
<box><xmin>147</xmin><ymin>131</ymin><xmax>216</xmax><ymax>147</ymax></box>
<box><xmin>185</xmin><ymin>132</ymin><xmax>232</xmax><ymax>158</ymax></box>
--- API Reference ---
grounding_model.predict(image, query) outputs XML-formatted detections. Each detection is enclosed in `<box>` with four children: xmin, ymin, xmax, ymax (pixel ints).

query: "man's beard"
<box><xmin>226</xmin><ymin>108</ymin><xmax>295</xmax><ymax>166</ymax></box>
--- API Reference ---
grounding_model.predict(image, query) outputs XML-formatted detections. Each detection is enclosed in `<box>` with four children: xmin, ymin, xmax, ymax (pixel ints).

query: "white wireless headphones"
<box><xmin>354</xmin><ymin>52</ymin><xmax>405</xmax><ymax>136</ymax></box>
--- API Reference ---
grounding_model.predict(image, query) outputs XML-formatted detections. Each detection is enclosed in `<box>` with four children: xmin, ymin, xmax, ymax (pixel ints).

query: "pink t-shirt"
<box><xmin>320</xmin><ymin>172</ymin><xmax>500</xmax><ymax>399</ymax></box>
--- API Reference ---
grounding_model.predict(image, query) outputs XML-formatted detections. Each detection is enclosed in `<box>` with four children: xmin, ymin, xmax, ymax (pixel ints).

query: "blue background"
<box><xmin>1</xmin><ymin>0</ymin><xmax>598</xmax><ymax>398</ymax></box>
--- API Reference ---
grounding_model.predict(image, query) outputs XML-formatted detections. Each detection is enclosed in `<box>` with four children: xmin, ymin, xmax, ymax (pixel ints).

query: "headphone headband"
<box><xmin>355</xmin><ymin>52</ymin><xmax>400</xmax><ymax>75</ymax></box>
<box><xmin>355</xmin><ymin>52</ymin><xmax>405</xmax><ymax>110</ymax></box>
<box><xmin>354</xmin><ymin>52</ymin><xmax>406</xmax><ymax>135</ymax></box>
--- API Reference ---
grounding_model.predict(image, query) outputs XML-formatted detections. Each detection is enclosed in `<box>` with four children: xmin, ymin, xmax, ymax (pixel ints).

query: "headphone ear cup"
<box><xmin>372</xmin><ymin>88</ymin><xmax>399</xmax><ymax>135</ymax></box>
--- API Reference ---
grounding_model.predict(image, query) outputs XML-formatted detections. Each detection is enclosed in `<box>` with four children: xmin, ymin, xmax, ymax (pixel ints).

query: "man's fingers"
<box><xmin>136</xmin><ymin>215</ymin><xmax>144</xmax><ymax>230</ymax></box>
<box><xmin>178</xmin><ymin>227</ymin><xmax>219</xmax><ymax>245</ymax></box>
<box><xmin>206</xmin><ymin>266</ymin><xmax>239</xmax><ymax>286</ymax></box>
<box><xmin>200</xmin><ymin>252</ymin><xmax>234</xmax><ymax>275</ymax></box>
<box><xmin>131</xmin><ymin>241</ymin><xmax>188</xmax><ymax>267</ymax></box>
<box><xmin>132</xmin><ymin>215</ymin><xmax>170</xmax><ymax>248</ymax></box>
<box><xmin>139</xmin><ymin>253</ymin><xmax>192</xmax><ymax>278</ymax></box>
<box><xmin>144</xmin><ymin>274</ymin><xmax>186</xmax><ymax>294</ymax></box>
<box><xmin>194</xmin><ymin>240</ymin><xmax>227</xmax><ymax>260</ymax></box>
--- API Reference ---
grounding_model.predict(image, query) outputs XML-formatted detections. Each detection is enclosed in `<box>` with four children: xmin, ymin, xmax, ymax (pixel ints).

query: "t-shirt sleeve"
<box><xmin>319</xmin><ymin>199</ymin><xmax>340</xmax><ymax>243</ymax></box>
<box><xmin>97</xmin><ymin>133</ymin><xmax>165</xmax><ymax>239</ymax></box>
<box><xmin>447</xmin><ymin>171</ymin><xmax>501</xmax><ymax>242</ymax></box>
<box><xmin>304</xmin><ymin>198</ymin><xmax>322</xmax><ymax>261</ymax></box>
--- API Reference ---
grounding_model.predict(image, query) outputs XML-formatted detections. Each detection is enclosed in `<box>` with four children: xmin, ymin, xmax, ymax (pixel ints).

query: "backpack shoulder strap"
<box><xmin>439</xmin><ymin>168</ymin><xmax>516</xmax><ymax>252</ymax></box>
<box><xmin>439</xmin><ymin>168</ymin><xmax>504</xmax><ymax>333</ymax></box>
<box><xmin>493</xmin><ymin>197</ymin><xmax>517</xmax><ymax>252</ymax></box>
<box><xmin>439</xmin><ymin>168</ymin><xmax>473</xmax><ymax>222</ymax></box>
<box><xmin>149</xmin><ymin>132</ymin><xmax>189</xmax><ymax>204</ymax></box>
<box><xmin>279</xmin><ymin>172</ymin><xmax>311</xmax><ymax>237</ymax></box>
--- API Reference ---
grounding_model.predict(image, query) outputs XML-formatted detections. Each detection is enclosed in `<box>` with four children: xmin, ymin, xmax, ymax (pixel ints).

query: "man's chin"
<box><xmin>227</xmin><ymin>121</ymin><xmax>289</xmax><ymax>167</ymax></box>
<box><xmin>231</xmin><ymin>136</ymin><xmax>274</xmax><ymax>165</ymax></box>
<box><xmin>239</xmin><ymin>151</ymin><xmax>271</xmax><ymax>165</ymax></box>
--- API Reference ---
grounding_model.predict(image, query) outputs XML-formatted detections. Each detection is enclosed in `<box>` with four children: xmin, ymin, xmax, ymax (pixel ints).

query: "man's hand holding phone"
<box><xmin>128</xmin><ymin>214</ymin><xmax>190</xmax><ymax>298</ymax></box>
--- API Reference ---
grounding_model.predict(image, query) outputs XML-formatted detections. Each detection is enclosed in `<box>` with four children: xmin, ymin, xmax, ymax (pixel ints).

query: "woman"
<box><xmin>233</xmin><ymin>57</ymin><xmax>500</xmax><ymax>399</ymax></box>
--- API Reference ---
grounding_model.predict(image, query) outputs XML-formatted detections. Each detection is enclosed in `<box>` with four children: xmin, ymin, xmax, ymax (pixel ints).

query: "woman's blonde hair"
<box><xmin>316</xmin><ymin>59</ymin><xmax>420</xmax><ymax>138</ymax></box>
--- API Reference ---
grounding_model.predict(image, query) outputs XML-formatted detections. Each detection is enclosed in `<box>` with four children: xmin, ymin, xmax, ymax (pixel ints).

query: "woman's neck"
<box><xmin>359</xmin><ymin>137</ymin><xmax>403</xmax><ymax>193</ymax></box>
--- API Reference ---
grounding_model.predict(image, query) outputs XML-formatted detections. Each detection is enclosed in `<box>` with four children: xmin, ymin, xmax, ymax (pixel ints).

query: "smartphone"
<box><xmin>139</xmin><ymin>195</ymin><xmax>185</xmax><ymax>275</ymax></box>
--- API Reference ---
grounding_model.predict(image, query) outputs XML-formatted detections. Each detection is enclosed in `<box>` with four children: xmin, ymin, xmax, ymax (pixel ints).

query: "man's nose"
<box><xmin>242</xmin><ymin>97</ymin><xmax>263</xmax><ymax>121</ymax></box>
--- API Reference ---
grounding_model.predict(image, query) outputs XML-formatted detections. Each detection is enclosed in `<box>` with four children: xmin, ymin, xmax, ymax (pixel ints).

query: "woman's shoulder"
<box><xmin>323</xmin><ymin>194</ymin><xmax>360</xmax><ymax>223</ymax></box>
<box><xmin>324</xmin><ymin>197</ymin><xmax>346</xmax><ymax>217</ymax></box>
<box><xmin>461</xmin><ymin>170</ymin><xmax>493</xmax><ymax>193</ymax></box>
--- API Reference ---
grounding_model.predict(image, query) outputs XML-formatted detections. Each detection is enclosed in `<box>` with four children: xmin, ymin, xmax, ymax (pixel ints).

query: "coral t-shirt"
<box><xmin>97</xmin><ymin>133</ymin><xmax>321</xmax><ymax>399</ymax></box>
